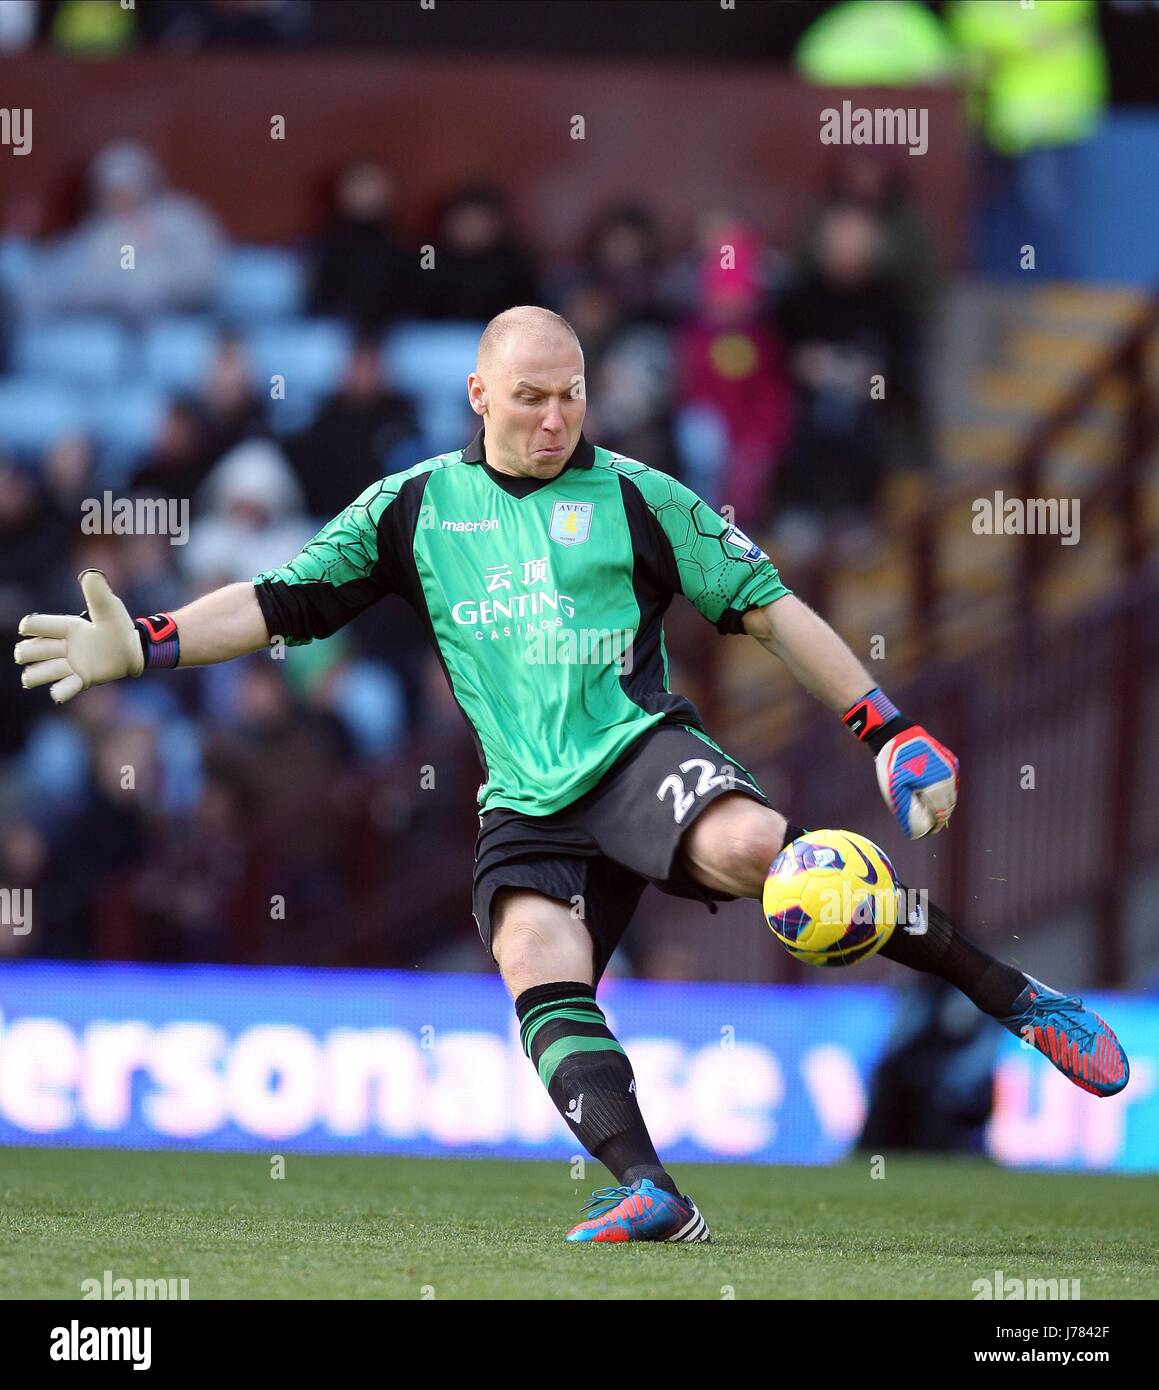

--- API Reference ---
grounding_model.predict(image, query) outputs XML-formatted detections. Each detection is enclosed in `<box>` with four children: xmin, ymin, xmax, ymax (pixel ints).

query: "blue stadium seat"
<box><xmin>266</xmin><ymin>391</ymin><xmax>324</xmax><ymax>437</ymax></box>
<box><xmin>244</xmin><ymin>318</ymin><xmax>354</xmax><ymax>399</ymax></box>
<box><xmin>141</xmin><ymin>316</ymin><xmax>219</xmax><ymax>394</ymax></box>
<box><xmin>217</xmin><ymin>246</ymin><xmax>305</xmax><ymax>321</ymax></box>
<box><xmin>414</xmin><ymin>397</ymin><xmax>476</xmax><ymax>448</ymax></box>
<box><xmin>382</xmin><ymin>320</ymin><xmax>483</xmax><ymax>399</ymax></box>
<box><xmin>12</xmin><ymin>317</ymin><xmax>129</xmax><ymax>387</ymax></box>
<box><xmin>0</xmin><ymin>379</ymin><xmax>83</xmax><ymax>449</ymax></box>
<box><xmin>383</xmin><ymin>321</ymin><xmax>481</xmax><ymax>450</ymax></box>
<box><xmin>0</xmin><ymin>235</ymin><xmax>37</xmax><ymax>295</ymax></box>
<box><xmin>84</xmin><ymin>384</ymin><xmax>166</xmax><ymax>460</ymax></box>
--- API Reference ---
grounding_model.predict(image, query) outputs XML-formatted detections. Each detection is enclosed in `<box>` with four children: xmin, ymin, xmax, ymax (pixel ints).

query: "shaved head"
<box><xmin>467</xmin><ymin>305</ymin><xmax>587</xmax><ymax>480</ymax></box>
<box><xmin>476</xmin><ymin>305</ymin><xmax>581</xmax><ymax>376</ymax></box>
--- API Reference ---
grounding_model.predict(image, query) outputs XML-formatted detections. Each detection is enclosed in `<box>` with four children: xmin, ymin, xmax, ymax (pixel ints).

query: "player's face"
<box><xmin>471</xmin><ymin>338</ymin><xmax>586</xmax><ymax>478</ymax></box>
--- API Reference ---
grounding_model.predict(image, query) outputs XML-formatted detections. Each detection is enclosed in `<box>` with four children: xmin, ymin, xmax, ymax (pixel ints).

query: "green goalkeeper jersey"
<box><xmin>253</xmin><ymin>428</ymin><xmax>791</xmax><ymax>815</ymax></box>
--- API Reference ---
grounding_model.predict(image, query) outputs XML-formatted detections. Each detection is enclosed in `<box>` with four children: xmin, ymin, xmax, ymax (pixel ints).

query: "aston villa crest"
<box><xmin>548</xmin><ymin>500</ymin><xmax>594</xmax><ymax>546</ymax></box>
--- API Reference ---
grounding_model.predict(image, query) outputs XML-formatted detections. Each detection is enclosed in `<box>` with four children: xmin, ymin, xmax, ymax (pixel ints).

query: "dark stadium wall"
<box><xmin>0</xmin><ymin>51</ymin><xmax>969</xmax><ymax>263</ymax></box>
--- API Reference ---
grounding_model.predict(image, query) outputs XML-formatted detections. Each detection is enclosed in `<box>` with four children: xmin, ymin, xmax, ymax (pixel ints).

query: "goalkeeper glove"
<box><xmin>843</xmin><ymin>687</ymin><xmax>960</xmax><ymax>839</ymax></box>
<box><xmin>14</xmin><ymin>569</ymin><xmax>179</xmax><ymax>705</ymax></box>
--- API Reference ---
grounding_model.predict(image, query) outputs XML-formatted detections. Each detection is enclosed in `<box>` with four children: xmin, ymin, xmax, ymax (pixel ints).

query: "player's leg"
<box><xmin>490</xmin><ymin>886</ymin><xmax>595</xmax><ymax>995</ymax></box>
<box><xmin>681</xmin><ymin>796</ymin><xmax>1028</xmax><ymax>1016</ymax></box>
<box><xmin>493</xmin><ymin>888</ymin><xmax>653</xmax><ymax>1182</ymax></box>
<box><xmin>677</xmin><ymin>791</ymin><xmax>786</xmax><ymax>899</ymax></box>
<box><xmin>680</xmin><ymin>804</ymin><xmax>1128</xmax><ymax>1096</ymax></box>
<box><xmin>680</xmin><ymin>796</ymin><xmax>1033</xmax><ymax>1019</ymax></box>
<box><xmin>487</xmin><ymin>884</ymin><xmax>709</xmax><ymax>1243</ymax></box>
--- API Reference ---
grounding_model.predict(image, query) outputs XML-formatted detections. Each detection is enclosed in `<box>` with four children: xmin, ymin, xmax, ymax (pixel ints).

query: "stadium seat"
<box><xmin>383</xmin><ymin>321</ymin><xmax>483</xmax><ymax>399</ymax></box>
<box><xmin>83</xmin><ymin>383</ymin><xmax>167</xmax><ymax>462</ymax></box>
<box><xmin>141</xmin><ymin>316</ymin><xmax>220</xmax><ymax>393</ymax></box>
<box><xmin>12</xmin><ymin>316</ymin><xmax>129</xmax><ymax>387</ymax></box>
<box><xmin>266</xmin><ymin>391</ymin><xmax>324</xmax><ymax>436</ymax></box>
<box><xmin>413</xmin><ymin>396</ymin><xmax>475</xmax><ymax>447</ymax></box>
<box><xmin>0</xmin><ymin>235</ymin><xmax>37</xmax><ymax>295</ymax></box>
<box><xmin>216</xmin><ymin>246</ymin><xmax>306</xmax><ymax>321</ymax></box>
<box><xmin>244</xmin><ymin>318</ymin><xmax>354</xmax><ymax>399</ymax></box>
<box><xmin>0</xmin><ymin>379</ymin><xmax>83</xmax><ymax>449</ymax></box>
<box><xmin>383</xmin><ymin>321</ymin><xmax>483</xmax><ymax>451</ymax></box>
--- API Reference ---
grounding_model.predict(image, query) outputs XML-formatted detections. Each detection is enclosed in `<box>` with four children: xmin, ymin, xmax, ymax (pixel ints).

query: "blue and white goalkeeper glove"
<box><xmin>843</xmin><ymin>687</ymin><xmax>960</xmax><ymax>839</ymax></box>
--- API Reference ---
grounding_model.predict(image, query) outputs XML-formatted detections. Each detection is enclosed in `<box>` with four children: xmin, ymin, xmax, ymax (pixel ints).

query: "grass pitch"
<box><xmin>1</xmin><ymin>1147</ymin><xmax>1155</xmax><ymax>1300</ymax></box>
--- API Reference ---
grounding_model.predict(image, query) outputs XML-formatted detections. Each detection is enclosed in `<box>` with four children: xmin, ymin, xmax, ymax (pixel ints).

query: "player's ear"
<box><xmin>466</xmin><ymin>373</ymin><xmax>487</xmax><ymax>414</ymax></box>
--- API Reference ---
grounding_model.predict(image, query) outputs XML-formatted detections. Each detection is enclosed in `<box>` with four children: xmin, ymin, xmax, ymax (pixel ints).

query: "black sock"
<box><xmin>779</xmin><ymin>822</ymin><xmax>1026</xmax><ymax>1017</ymax></box>
<box><xmin>515</xmin><ymin>980</ymin><xmax>678</xmax><ymax>1196</ymax></box>
<box><xmin>781</xmin><ymin>821</ymin><xmax>809</xmax><ymax>851</ymax></box>
<box><xmin>879</xmin><ymin>894</ymin><xmax>1027</xmax><ymax>1016</ymax></box>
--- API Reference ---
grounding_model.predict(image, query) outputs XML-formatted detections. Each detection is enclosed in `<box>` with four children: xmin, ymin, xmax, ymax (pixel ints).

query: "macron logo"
<box><xmin>441</xmin><ymin>518</ymin><xmax>500</xmax><ymax>534</ymax></box>
<box><xmin>566</xmin><ymin>1093</ymin><xmax>584</xmax><ymax>1125</ymax></box>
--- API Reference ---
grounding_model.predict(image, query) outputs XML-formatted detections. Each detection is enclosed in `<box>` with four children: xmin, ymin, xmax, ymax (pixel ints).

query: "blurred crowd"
<box><xmin>0</xmin><ymin>0</ymin><xmax>316</xmax><ymax>51</ymax></box>
<box><xmin>0</xmin><ymin>135</ymin><xmax>941</xmax><ymax>968</ymax></box>
<box><xmin>0</xmin><ymin>0</ymin><xmax>1119</xmax><ymax>973</ymax></box>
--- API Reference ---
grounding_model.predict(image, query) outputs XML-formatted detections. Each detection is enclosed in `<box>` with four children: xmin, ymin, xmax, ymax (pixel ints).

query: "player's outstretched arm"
<box><xmin>742</xmin><ymin>593</ymin><xmax>876</xmax><ymax>713</ymax></box>
<box><xmin>156</xmin><ymin>581</ymin><xmax>270</xmax><ymax>665</ymax></box>
<box><xmin>14</xmin><ymin>570</ymin><xmax>269</xmax><ymax>705</ymax></box>
<box><xmin>743</xmin><ymin>594</ymin><xmax>960</xmax><ymax>838</ymax></box>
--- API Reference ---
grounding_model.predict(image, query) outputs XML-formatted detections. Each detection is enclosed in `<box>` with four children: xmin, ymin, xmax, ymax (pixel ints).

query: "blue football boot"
<box><xmin>999</xmin><ymin>976</ymin><xmax>1129</xmax><ymax>1097</ymax></box>
<box><xmin>565</xmin><ymin>1178</ymin><xmax>710</xmax><ymax>1244</ymax></box>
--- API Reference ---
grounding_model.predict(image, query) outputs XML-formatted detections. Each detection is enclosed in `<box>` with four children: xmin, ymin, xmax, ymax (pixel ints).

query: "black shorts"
<box><xmin>472</xmin><ymin>722</ymin><xmax>771</xmax><ymax>979</ymax></box>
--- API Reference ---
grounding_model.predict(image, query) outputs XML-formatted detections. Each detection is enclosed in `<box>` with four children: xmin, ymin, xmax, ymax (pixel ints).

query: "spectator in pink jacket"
<box><xmin>674</xmin><ymin>224</ymin><xmax>793</xmax><ymax>526</ymax></box>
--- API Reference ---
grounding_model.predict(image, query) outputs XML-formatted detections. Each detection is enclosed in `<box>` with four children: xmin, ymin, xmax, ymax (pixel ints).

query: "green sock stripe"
<box><xmin>537</xmin><ymin>1035</ymin><xmax>626</xmax><ymax>1089</ymax></box>
<box><xmin>522</xmin><ymin>1007</ymin><xmax>606</xmax><ymax>1057</ymax></box>
<box><xmin>519</xmin><ymin>996</ymin><xmax>600</xmax><ymax>1034</ymax></box>
<box><xmin>519</xmin><ymin>998</ymin><xmax>602</xmax><ymax>1045</ymax></box>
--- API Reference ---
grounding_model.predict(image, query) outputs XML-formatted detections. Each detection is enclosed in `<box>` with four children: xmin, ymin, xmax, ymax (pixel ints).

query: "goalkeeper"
<box><xmin>15</xmin><ymin>306</ymin><xmax>1128</xmax><ymax>1243</ymax></box>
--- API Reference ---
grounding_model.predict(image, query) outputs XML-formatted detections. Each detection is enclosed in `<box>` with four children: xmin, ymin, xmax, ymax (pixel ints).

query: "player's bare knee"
<box><xmin>496</xmin><ymin>925</ymin><xmax>592</xmax><ymax>995</ymax></box>
<box><xmin>727</xmin><ymin>806</ymin><xmax>785</xmax><ymax>876</ymax></box>
<box><xmin>717</xmin><ymin>830</ymin><xmax>779</xmax><ymax>896</ymax></box>
<box><xmin>492</xmin><ymin>891</ymin><xmax>593</xmax><ymax>992</ymax></box>
<box><xmin>685</xmin><ymin>801</ymin><xmax>785</xmax><ymax>897</ymax></box>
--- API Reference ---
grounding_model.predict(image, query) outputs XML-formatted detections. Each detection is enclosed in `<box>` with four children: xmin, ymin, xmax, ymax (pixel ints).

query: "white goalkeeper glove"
<box><xmin>842</xmin><ymin>686</ymin><xmax>960</xmax><ymax>839</ymax></box>
<box><xmin>874</xmin><ymin>725</ymin><xmax>960</xmax><ymax>838</ymax></box>
<box><xmin>15</xmin><ymin>569</ymin><xmax>145</xmax><ymax>705</ymax></box>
